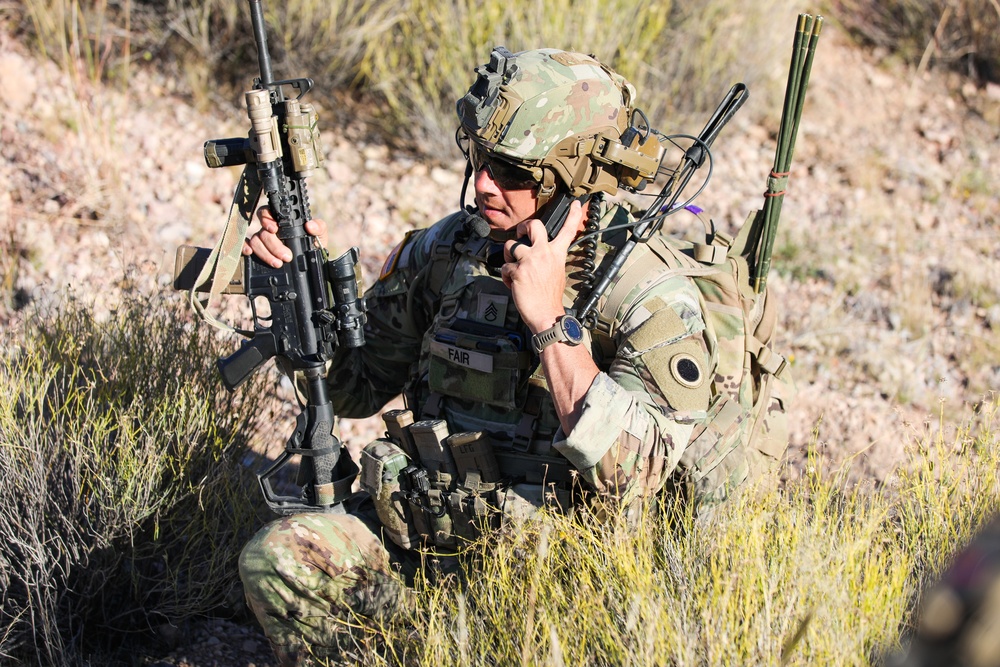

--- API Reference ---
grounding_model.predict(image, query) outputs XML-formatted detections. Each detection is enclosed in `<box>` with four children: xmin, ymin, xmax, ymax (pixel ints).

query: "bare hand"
<box><xmin>500</xmin><ymin>199</ymin><xmax>587</xmax><ymax>333</ymax></box>
<box><xmin>243</xmin><ymin>207</ymin><xmax>329</xmax><ymax>268</ymax></box>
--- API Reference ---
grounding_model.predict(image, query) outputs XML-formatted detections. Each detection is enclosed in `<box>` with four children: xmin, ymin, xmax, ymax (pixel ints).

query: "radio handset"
<box><xmin>536</xmin><ymin>192</ymin><xmax>587</xmax><ymax>241</ymax></box>
<box><xmin>482</xmin><ymin>192</ymin><xmax>588</xmax><ymax>269</ymax></box>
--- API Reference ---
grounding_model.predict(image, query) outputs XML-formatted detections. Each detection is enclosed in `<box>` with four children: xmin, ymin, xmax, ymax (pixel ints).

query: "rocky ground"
<box><xmin>2</xmin><ymin>14</ymin><xmax>999</xmax><ymax>667</ymax></box>
<box><xmin>143</xmin><ymin>618</ymin><xmax>277</xmax><ymax>667</ymax></box>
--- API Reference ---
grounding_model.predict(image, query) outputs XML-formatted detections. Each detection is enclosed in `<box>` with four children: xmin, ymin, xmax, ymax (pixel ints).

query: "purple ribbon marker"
<box><xmin>661</xmin><ymin>203</ymin><xmax>705</xmax><ymax>215</ymax></box>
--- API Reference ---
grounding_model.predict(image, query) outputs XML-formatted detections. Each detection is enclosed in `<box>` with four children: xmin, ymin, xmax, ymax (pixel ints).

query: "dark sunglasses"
<box><xmin>461</xmin><ymin>139</ymin><xmax>540</xmax><ymax>191</ymax></box>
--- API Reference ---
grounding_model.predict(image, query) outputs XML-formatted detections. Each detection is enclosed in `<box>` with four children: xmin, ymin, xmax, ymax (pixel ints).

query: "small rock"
<box><xmin>430</xmin><ymin>166</ymin><xmax>454</xmax><ymax>186</ymax></box>
<box><xmin>986</xmin><ymin>305</ymin><xmax>1000</xmax><ymax>329</ymax></box>
<box><xmin>184</xmin><ymin>160</ymin><xmax>206</xmax><ymax>185</ymax></box>
<box><xmin>242</xmin><ymin>639</ymin><xmax>260</xmax><ymax>653</ymax></box>
<box><xmin>326</xmin><ymin>159</ymin><xmax>355</xmax><ymax>183</ymax></box>
<box><xmin>0</xmin><ymin>53</ymin><xmax>37</xmax><ymax>108</ymax></box>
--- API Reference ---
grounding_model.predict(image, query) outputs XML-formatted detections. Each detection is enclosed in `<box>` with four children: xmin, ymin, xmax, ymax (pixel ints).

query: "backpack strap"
<box><xmin>595</xmin><ymin>248</ymin><xmax>669</xmax><ymax>336</ymax></box>
<box><xmin>687</xmin><ymin>206</ymin><xmax>732</xmax><ymax>265</ymax></box>
<box><xmin>691</xmin><ymin>242</ymin><xmax>727</xmax><ymax>264</ymax></box>
<box><xmin>596</xmin><ymin>235</ymin><xmax>717</xmax><ymax>339</ymax></box>
<box><xmin>748</xmin><ymin>335</ymin><xmax>789</xmax><ymax>379</ymax></box>
<box><xmin>747</xmin><ymin>287</ymin><xmax>790</xmax><ymax>380</ymax></box>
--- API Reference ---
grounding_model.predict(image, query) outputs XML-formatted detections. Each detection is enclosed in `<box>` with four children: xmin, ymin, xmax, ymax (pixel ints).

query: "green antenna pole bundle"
<box><xmin>749</xmin><ymin>13</ymin><xmax>823</xmax><ymax>293</ymax></box>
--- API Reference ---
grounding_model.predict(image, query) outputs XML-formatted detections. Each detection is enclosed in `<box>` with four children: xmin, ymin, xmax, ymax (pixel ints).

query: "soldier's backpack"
<box><xmin>596</xmin><ymin>207</ymin><xmax>794</xmax><ymax>508</ymax></box>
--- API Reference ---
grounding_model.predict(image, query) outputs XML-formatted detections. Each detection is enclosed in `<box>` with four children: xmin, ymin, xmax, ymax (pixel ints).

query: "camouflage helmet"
<box><xmin>457</xmin><ymin>47</ymin><xmax>663</xmax><ymax>204</ymax></box>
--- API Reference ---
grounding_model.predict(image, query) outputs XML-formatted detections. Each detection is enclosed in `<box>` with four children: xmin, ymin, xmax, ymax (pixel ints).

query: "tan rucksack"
<box><xmin>596</xmin><ymin>209</ymin><xmax>794</xmax><ymax>508</ymax></box>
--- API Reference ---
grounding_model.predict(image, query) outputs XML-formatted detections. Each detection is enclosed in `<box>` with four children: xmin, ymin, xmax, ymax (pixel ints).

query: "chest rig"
<box><xmin>359</xmin><ymin>224</ymin><xmax>594</xmax><ymax>550</ymax></box>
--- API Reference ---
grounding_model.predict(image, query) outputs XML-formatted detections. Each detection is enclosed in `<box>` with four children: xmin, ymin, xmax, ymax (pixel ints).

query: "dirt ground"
<box><xmin>1</xmin><ymin>15</ymin><xmax>999</xmax><ymax>667</ymax></box>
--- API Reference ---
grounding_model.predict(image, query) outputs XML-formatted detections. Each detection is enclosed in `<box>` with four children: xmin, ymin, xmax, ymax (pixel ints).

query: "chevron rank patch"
<box><xmin>476</xmin><ymin>293</ymin><xmax>509</xmax><ymax>325</ymax></box>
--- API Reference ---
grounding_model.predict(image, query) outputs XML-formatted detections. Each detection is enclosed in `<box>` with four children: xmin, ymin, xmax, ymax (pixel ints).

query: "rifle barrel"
<box><xmin>248</xmin><ymin>1</ymin><xmax>274</xmax><ymax>86</ymax></box>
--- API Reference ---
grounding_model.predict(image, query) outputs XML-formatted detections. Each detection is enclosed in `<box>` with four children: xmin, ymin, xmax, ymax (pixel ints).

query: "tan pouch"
<box><xmin>359</xmin><ymin>439</ymin><xmax>421</xmax><ymax>550</ymax></box>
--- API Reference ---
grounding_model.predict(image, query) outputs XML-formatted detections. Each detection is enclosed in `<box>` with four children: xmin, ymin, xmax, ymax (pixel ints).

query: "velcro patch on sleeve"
<box><xmin>642</xmin><ymin>337</ymin><xmax>712</xmax><ymax>412</ymax></box>
<box><xmin>626</xmin><ymin>301</ymin><xmax>687</xmax><ymax>352</ymax></box>
<box><xmin>627</xmin><ymin>306</ymin><xmax>712</xmax><ymax>413</ymax></box>
<box><xmin>379</xmin><ymin>230</ymin><xmax>417</xmax><ymax>281</ymax></box>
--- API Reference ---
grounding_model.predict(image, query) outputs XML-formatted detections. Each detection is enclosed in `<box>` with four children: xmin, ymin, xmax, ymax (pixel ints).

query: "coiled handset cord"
<box><xmin>570</xmin><ymin>192</ymin><xmax>604</xmax><ymax>330</ymax></box>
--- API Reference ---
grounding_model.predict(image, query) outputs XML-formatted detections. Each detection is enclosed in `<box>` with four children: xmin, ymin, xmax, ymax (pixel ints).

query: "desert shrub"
<box><xmin>17</xmin><ymin>0</ymin><xmax>125</xmax><ymax>85</ymax></box>
<box><xmin>354</xmin><ymin>0</ymin><xmax>674</xmax><ymax>149</ymax></box>
<box><xmin>355</xmin><ymin>0</ymin><xmax>802</xmax><ymax>151</ymax></box>
<box><xmin>833</xmin><ymin>0</ymin><xmax>1000</xmax><ymax>82</ymax></box>
<box><xmin>13</xmin><ymin>0</ymin><xmax>803</xmax><ymax>151</ymax></box>
<box><xmin>0</xmin><ymin>287</ymin><xmax>271</xmax><ymax>665</ymax></box>
<box><xmin>14</xmin><ymin>0</ymin><xmax>245</xmax><ymax>99</ymax></box>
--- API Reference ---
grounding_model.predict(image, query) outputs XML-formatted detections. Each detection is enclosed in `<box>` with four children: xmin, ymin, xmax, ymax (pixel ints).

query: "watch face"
<box><xmin>562</xmin><ymin>316</ymin><xmax>584</xmax><ymax>344</ymax></box>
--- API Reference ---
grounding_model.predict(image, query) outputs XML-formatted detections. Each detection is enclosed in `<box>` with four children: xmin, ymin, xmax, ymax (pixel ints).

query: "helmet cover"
<box><xmin>457</xmin><ymin>47</ymin><xmax>660</xmax><ymax>198</ymax></box>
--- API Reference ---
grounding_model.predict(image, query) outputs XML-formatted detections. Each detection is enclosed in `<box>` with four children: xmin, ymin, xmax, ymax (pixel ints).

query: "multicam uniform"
<box><xmin>333</xmin><ymin>204</ymin><xmax>706</xmax><ymax>499</ymax></box>
<box><xmin>240</xmin><ymin>46</ymin><xmax>792</xmax><ymax>665</ymax></box>
<box><xmin>239</xmin><ymin>199</ymin><xmax>790</xmax><ymax>663</ymax></box>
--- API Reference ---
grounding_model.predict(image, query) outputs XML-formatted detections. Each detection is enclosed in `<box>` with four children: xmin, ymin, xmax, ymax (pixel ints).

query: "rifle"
<box><xmin>174</xmin><ymin>0</ymin><xmax>364</xmax><ymax>515</ymax></box>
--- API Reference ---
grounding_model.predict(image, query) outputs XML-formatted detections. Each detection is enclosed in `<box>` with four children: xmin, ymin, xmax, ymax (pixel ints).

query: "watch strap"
<box><xmin>531</xmin><ymin>315</ymin><xmax>583</xmax><ymax>354</ymax></box>
<box><xmin>531</xmin><ymin>324</ymin><xmax>563</xmax><ymax>353</ymax></box>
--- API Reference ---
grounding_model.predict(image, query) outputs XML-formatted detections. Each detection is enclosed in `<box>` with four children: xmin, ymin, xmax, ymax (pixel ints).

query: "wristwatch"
<box><xmin>531</xmin><ymin>315</ymin><xmax>585</xmax><ymax>354</ymax></box>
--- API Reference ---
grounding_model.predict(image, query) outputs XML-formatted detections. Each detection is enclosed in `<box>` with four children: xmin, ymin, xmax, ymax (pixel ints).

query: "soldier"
<box><xmin>891</xmin><ymin>513</ymin><xmax>1000</xmax><ymax>667</ymax></box>
<box><xmin>239</xmin><ymin>47</ymin><xmax>791</xmax><ymax>665</ymax></box>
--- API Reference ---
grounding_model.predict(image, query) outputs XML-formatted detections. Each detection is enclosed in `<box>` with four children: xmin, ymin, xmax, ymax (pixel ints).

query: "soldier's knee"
<box><xmin>238</xmin><ymin>517</ymin><xmax>283</xmax><ymax>599</ymax></box>
<box><xmin>239</xmin><ymin>512</ymin><xmax>399</xmax><ymax>618</ymax></box>
<box><xmin>240</xmin><ymin>513</ymin><xmax>370</xmax><ymax>587</ymax></box>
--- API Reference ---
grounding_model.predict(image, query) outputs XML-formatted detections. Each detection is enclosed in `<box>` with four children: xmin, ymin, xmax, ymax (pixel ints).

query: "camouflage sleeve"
<box><xmin>323</xmin><ymin>213</ymin><xmax>465</xmax><ymax>418</ymax></box>
<box><xmin>552</xmin><ymin>276</ymin><xmax>714</xmax><ymax>503</ymax></box>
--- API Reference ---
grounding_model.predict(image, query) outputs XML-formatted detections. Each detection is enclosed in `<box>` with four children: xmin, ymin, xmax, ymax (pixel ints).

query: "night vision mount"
<box><xmin>457</xmin><ymin>46</ymin><xmax>520</xmax><ymax>135</ymax></box>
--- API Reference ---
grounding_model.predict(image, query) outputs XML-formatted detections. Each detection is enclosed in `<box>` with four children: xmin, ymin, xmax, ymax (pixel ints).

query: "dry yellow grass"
<box><xmin>7</xmin><ymin>1</ymin><xmax>1000</xmax><ymax>665</ymax></box>
<box><xmin>323</xmin><ymin>397</ymin><xmax>1000</xmax><ymax>666</ymax></box>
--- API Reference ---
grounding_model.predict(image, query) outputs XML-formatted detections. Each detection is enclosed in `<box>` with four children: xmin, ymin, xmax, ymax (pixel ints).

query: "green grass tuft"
<box><xmin>0</xmin><ymin>286</ymin><xmax>273</xmax><ymax>664</ymax></box>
